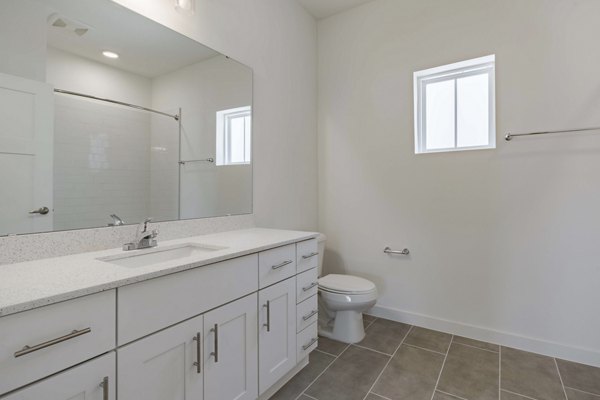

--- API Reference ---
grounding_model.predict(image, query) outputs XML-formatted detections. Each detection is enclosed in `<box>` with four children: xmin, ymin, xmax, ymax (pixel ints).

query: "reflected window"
<box><xmin>216</xmin><ymin>106</ymin><xmax>251</xmax><ymax>165</ymax></box>
<box><xmin>414</xmin><ymin>55</ymin><xmax>495</xmax><ymax>154</ymax></box>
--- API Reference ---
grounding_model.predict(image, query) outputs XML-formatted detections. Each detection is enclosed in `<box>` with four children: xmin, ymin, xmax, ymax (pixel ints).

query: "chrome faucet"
<box><xmin>108</xmin><ymin>214</ymin><xmax>125</xmax><ymax>226</ymax></box>
<box><xmin>123</xmin><ymin>218</ymin><xmax>158</xmax><ymax>251</ymax></box>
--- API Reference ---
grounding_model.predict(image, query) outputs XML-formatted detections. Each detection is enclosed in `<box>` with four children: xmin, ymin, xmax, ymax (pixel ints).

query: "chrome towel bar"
<box><xmin>384</xmin><ymin>247</ymin><xmax>410</xmax><ymax>255</ymax></box>
<box><xmin>179</xmin><ymin>158</ymin><xmax>214</xmax><ymax>165</ymax></box>
<box><xmin>505</xmin><ymin>126</ymin><xmax>600</xmax><ymax>141</ymax></box>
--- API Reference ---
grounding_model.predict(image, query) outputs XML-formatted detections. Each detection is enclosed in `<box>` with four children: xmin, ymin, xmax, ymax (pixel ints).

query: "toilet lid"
<box><xmin>318</xmin><ymin>274</ymin><xmax>376</xmax><ymax>294</ymax></box>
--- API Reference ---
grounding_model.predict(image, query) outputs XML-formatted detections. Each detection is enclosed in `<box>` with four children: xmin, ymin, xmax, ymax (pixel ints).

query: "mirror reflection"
<box><xmin>0</xmin><ymin>0</ymin><xmax>253</xmax><ymax>236</ymax></box>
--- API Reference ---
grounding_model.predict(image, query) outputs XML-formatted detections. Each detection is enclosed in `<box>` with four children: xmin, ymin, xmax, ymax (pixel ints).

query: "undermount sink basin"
<box><xmin>98</xmin><ymin>243</ymin><xmax>228</xmax><ymax>268</ymax></box>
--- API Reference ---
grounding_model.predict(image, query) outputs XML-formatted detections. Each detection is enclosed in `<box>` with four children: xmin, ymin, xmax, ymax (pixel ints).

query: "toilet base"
<box><xmin>318</xmin><ymin>309</ymin><xmax>366</xmax><ymax>344</ymax></box>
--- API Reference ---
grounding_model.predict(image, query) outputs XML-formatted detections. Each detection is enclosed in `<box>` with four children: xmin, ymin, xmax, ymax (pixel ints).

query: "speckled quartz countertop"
<box><xmin>0</xmin><ymin>228</ymin><xmax>318</xmax><ymax>317</ymax></box>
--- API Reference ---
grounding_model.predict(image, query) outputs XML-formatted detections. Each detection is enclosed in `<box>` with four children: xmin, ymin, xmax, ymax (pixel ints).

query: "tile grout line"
<box><xmin>294</xmin><ymin>342</ymin><xmax>352</xmax><ymax>400</ymax></box>
<box><xmin>499</xmin><ymin>345</ymin><xmax>502</xmax><ymax>400</ymax></box>
<box><xmin>352</xmin><ymin>343</ymin><xmax>394</xmax><ymax>357</ymax></box>
<box><xmin>553</xmin><ymin>358</ymin><xmax>569</xmax><ymax>400</ymax></box>
<box><xmin>301</xmin><ymin>394</ymin><xmax>319</xmax><ymax>400</ymax></box>
<box><xmin>369</xmin><ymin>391</ymin><xmax>394</xmax><ymax>400</ymax></box>
<box><xmin>452</xmin><ymin>341</ymin><xmax>499</xmax><ymax>354</ymax></box>
<box><xmin>429</xmin><ymin>334</ymin><xmax>454</xmax><ymax>400</ymax></box>
<box><xmin>362</xmin><ymin>325</ymin><xmax>415</xmax><ymax>400</ymax></box>
<box><xmin>403</xmin><ymin>342</ymin><xmax>448</xmax><ymax>356</ymax></box>
<box><xmin>436</xmin><ymin>389</ymin><xmax>468</xmax><ymax>400</ymax></box>
<box><xmin>313</xmin><ymin>348</ymin><xmax>338</xmax><ymax>358</ymax></box>
<box><xmin>500</xmin><ymin>389</ymin><xmax>539</xmax><ymax>400</ymax></box>
<box><xmin>564</xmin><ymin>386</ymin><xmax>600</xmax><ymax>398</ymax></box>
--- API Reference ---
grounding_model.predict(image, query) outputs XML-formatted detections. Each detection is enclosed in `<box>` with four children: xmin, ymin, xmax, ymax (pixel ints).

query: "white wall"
<box><xmin>0</xmin><ymin>0</ymin><xmax>46</xmax><ymax>81</ymax></box>
<box><xmin>318</xmin><ymin>0</ymin><xmax>600</xmax><ymax>366</ymax></box>
<box><xmin>113</xmin><ymin>0</ymin><xmax>318</xmax><ymax>231</ymax></box>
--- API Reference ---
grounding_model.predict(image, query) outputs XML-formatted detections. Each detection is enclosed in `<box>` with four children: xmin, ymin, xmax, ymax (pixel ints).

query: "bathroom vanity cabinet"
<box><xmin>0</xmin><ymin>231</ymin><xmax>319</xmax><ymax>400</ymax></box>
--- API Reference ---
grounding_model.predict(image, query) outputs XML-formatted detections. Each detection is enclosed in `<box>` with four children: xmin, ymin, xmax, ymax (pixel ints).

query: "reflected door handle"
<box><xmin>29</xmin><ymin>207</ymin><xmax>50</xmax><ymax>215</ymax></box>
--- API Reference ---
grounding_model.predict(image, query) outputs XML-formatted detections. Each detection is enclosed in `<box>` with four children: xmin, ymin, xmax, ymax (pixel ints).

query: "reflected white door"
<box><xmin>0</xmin><ymin>72</ymin><xmax>53</xmax><ymax>235</ymax></box>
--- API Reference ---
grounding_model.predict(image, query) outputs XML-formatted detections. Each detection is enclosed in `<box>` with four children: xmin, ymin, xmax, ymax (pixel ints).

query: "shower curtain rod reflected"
<box><xmin>54</xmin><ymin>88</ymin><xmax>179</xmax><ymax>121</ymax></box>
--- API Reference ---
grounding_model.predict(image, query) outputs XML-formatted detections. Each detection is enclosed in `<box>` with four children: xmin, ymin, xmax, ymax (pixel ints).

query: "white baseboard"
<box><xmin>368</xmin><ymin>304</ymin><xmax>600</xmax><ymax>368</ymax></box>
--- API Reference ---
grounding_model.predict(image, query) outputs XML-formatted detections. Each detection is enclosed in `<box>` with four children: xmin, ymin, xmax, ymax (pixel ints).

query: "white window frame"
<box><xmin>414</xmin><ymin>55</ymin><xmax>496</xmax><ymax>154</ymax></box>
<box><xmin>216</xmin><ymin>106</ymin><xmax>251</xmax><ymax>166</ymax></box>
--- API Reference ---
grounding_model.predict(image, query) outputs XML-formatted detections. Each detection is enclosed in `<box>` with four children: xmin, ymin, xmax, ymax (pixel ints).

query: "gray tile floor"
<box><xmin>271</xmin><ymin>316</ymin><xmax>600</xmax><ymax>400</ymax></box>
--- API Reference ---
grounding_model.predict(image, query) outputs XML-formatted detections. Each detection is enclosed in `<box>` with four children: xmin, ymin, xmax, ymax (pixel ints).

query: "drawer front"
<box><xmin>297</xmin><ymin>322</ymin><xmax>318</xmax><ymax>361</ymax></box>
<box><xmin>296</xmin><ymin>268</ymin><xmax>318</xmax><ymax>304</ymax></box>
<box><xmin>296</xmin><ymin>238</ymin><xmax>318</xmax><ymax>273</ymax></box>
<box><xmin>118</xmin><ymin>254</ymin><xmax>258</xmax><ymax>345</ymax></box>
<box><xmin>296</xmin><ymin>295</ymin><xmax>318</xmax><ymax>333</ymax></box>
<box><xmin>2</xmin><ymin>352</ymin><xmax>116</xmax><ymax>400</ymax></box>
<box><xmin>0</xmin><ymin>290</ymin><xmax>116</xmax><ymax>395</ymax></box>
<box><xmin>258</xmin><ymin>244</ymin><xmax>296</xmax><ymax>289</ymax></box>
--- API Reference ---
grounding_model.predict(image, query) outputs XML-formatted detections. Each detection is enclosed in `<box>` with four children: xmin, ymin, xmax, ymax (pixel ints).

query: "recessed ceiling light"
<box><xmin>102</xmin><ymin>50</ymin><xmax>119</xmax><ymax>59</ymax></box>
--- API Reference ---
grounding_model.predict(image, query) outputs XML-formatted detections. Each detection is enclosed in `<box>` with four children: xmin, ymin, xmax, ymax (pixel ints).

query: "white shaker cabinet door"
<box><xmin>258</xmin><ymin>276</ymin><xmax>297</xmax><ymax>394</ymax></box>
<box><xmin>203</xmin><ymin>293</ymin><xmax>258</xmax><ymax>400</ymax></box>
<box><xmin>117</xmin><ymin>314</ymin><xmax>204</xmax><ymax>400</ymax></box>
<box><xmin>2</xmin><ymin>352</ymin><xmax>115</xmax><ymax>400</ymax></box>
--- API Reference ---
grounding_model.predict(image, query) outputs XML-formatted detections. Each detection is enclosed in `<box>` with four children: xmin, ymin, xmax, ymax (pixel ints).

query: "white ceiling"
<box><xmin>297</xmin><ymin>0</ymin><xmax>375</xmax><ymax>19</ymax></box>
<box><xmin>38</xmin><ymin>0</ymin><xmax>219</xmax><ymax>78</ymax></box>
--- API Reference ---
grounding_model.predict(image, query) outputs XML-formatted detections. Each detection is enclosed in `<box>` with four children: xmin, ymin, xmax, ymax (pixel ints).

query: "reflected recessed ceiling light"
<box><xmin>175</xmin><ymin>0</ymin><xmax>194</xmax><ymax>13</ymax></box>
<box><xmin>102</xmin><ymin>51</ymin><xmax>119</xmax><ymax>59</ymax></box>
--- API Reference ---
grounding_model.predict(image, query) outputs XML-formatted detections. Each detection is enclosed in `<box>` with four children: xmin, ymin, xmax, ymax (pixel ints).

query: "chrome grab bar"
<box><xmin>302</xmin><ymin>337</ymin><xmax>318</xmax><ymax>350</ymax></box>
<box><xmin>100</xmin><ymin>377</ymin><xmax>109</xmax><ymax>400</ymax></box>
<box><xmin>14</xmin><ymin>327</ymin><xmax>92</xmax><ymax>358</ymax></box>
<box><xmin>302</xmin><ymin>252</ymin><xmax>319</xmax><ymax>259</ymax></box>
<box><xmin>302</xmin><ymin>282</ymin><xmax>318</xmax><ymax>292</ymax></box>
<box><xmin>272</xmin><ymin>260</ymin><xmax>292</xmax><ymax>270</ymax></box>
<box><xmin>383</xmin><ymin>247</ymin><xmax>410</xmax><ymax>255</ymax></box>
<box><xmin>193</xmin><ymin>332</ymin><xmax>201</xmax><ymax>373</ymax></box>
<box><xmin>302</xmin><ymin>310</ymin><xmax>318</xmax><ymax>321</ymax></box>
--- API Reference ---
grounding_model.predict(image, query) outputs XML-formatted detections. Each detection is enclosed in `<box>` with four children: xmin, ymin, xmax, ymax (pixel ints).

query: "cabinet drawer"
<box><xmin>296</xmin><ymin>268</ymin><xmax>318</xmax><ymax>304</ymax></box>
<box><xmin>296</xmin><ymin>295</ymin><xmax>318</xmax><ymax>333</ymax></box>
<box><xmin>258</xmin><ymin>244</ymin><xmax>296</xmax><ymax>289</ymax></box>
<box><xmin>297</xmin><ymin>322</ymin><xmax>318</xmax><ymax>361</ymax></box>
<box><xmin>0</xmin><ymin>290</ymin><xmax>116</xmax><ymax>395</ymax></box>
<box><xmin>2</xmin><ymin>352</ymin><xmax>116</xmax><ymax>400</ymax></box>
<box><xmin>296</xmin><ymin>238</ymin><xmax>318</xmax><ymax>273</ymax></box>
<box><xmin>118</xmin><ymin>254</ymin><xmax>258</xmax><ymax>345</ymax></box>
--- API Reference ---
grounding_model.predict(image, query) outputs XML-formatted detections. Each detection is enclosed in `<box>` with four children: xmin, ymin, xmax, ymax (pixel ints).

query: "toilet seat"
<box><xmin>318</xmin><ymin>274</ymin><xmax>376</xmax><ymax>295</ymax></box>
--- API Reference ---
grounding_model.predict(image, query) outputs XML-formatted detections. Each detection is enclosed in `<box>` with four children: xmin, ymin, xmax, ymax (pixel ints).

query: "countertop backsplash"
<box><xmin>0</xmin><ymin>214</ymin><xmax>255</xmax><ymax>265</ymax></box>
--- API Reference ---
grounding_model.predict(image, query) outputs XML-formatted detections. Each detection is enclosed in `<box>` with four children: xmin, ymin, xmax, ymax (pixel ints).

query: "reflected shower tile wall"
<box><xmin>53</xmin><ymin>96</ymin><xmax>151</xmax><ymax>231</ymax></box>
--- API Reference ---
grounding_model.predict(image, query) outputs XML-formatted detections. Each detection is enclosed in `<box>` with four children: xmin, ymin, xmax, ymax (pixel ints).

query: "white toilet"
<box><xmin>316</xmin><ymin>234</ymin><xmax>378</xmax><ymax>343</ymax></box>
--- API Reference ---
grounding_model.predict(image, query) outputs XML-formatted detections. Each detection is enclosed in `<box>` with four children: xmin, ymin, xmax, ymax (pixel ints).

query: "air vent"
<box><xmin>47</xmin><ymin>13</ymin><xmax>90</xmax><ymax>37</ymax></box>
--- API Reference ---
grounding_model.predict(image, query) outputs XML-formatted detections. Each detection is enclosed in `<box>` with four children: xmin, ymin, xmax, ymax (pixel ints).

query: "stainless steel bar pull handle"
<box><xmin>210</xmin><ymin>324</ymin><xmax>219</xmax><ymax>363</ymax></box>
<box><xmin>263</xmin><ymin>301</ymin><xmax>271</xmax><ymax>332</ymax></box>
<box><xmin>99</xmin><ymin>376</ymin><xmax>109</xmax><ymax>400</ymax></box>
<box><xmin>302</xmin><ymin>252</ymin><xmax>319</xmax><ymax>259</ymax></box>
<box><xmin>14</xmin><ymin>327</ymin><xmax>91</xmax><ymax>358</ymax></box>
<box><xmin>302</xmin><ymin>337</ymin><xmax>318</xmax><ymax>350</ymax></box>
<box><xmin>303</xmin><ymin>310</ymin><xmax>318</xmax><ymax>321</ymax></box>
<box><xmin>272</xmin><ymin>260</ymin><xmax>292</xmax><ymax>270</ymax></box>
<box><xmin>193</xmin><ymin>332</ymin><xmax>201</xmax><ymax>373</ymax></box>
<box><xmin>29</xmin><ymin>207</ymin><xmax>49</xmax><ymax>215</ymax></box>
<box><xmin>302</xmin><ymin>282</ymin><xmax>318</xmax><ymax>292</ymax></box>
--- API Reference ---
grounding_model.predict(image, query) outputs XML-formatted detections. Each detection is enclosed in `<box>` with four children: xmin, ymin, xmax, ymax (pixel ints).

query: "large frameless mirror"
<box><xmin>0</xmin><ymin>0</ymin><xmax>253</xmax><ymax>236</ymax></box>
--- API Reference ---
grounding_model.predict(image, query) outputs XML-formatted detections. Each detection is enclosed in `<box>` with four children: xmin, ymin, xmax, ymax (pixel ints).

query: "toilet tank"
<box><xmin>317</xmin><ymin>233</ymin><xmax>327</xmax><ymax>277</ymax></box>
